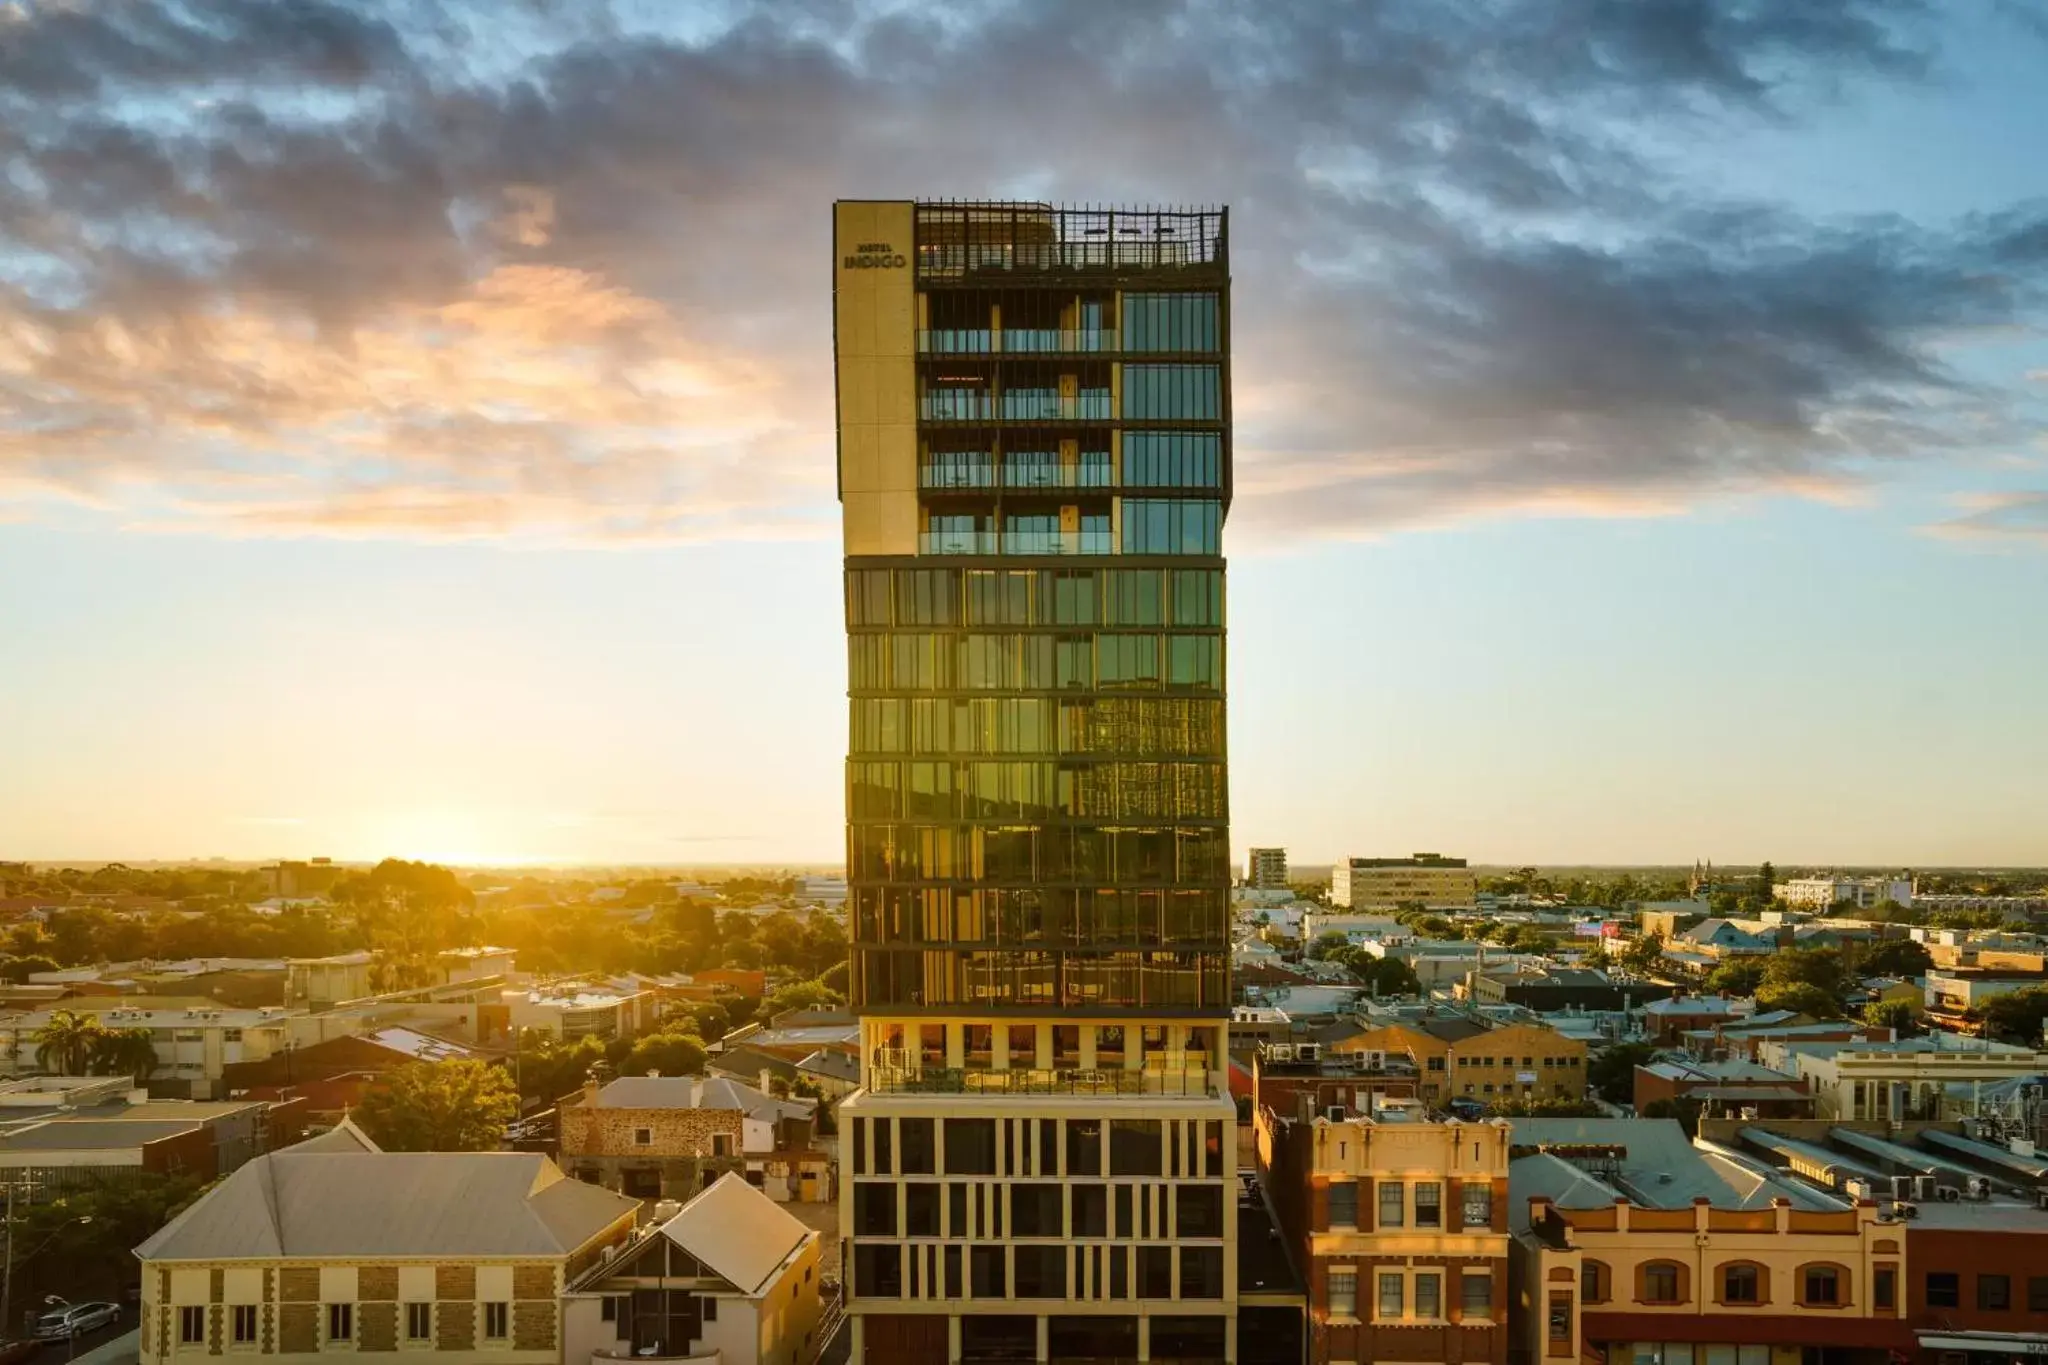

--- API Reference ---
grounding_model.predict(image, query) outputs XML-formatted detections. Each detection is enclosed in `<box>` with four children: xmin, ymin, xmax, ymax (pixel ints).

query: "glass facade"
<box><xmin>846</xmin><ymin>202</ymin><xmax>1232</xmax><ymax>1018</ymax></box>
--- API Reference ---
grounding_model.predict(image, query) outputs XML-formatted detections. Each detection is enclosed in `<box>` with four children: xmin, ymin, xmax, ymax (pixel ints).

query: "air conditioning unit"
<box><xmin>1363</xmin><ymin>1050</ymin><xmax>1386</xmax><ymax>1069</ymax></box>
<box><xmin>1912</xmin><ymin>1176</ymin><xmax>1937</xmax><ymax>1201</ymax></box>
<box><xmin>1891</xmin><ymin>1201</ymin><xmax>1919</xmax><ymax>1220</ymax></box>
<box><xmin>1325</xmin><ymin>1105</ymin><xmax>1347</xmax><ymax>1122</ymax></box>
<box><xmin>1298</xmin><ymin>1043</ymin><xmax>1322</xmax><ymax>1063</ymax></box>
<box><xmin>1267</xmin><ymin>1044</ymin><xmax>1296</xmax><ymax>1063</ymax></box>
<box><xmin>1935</xmin><ymin>1185</ymin><xmax>1962</xmax><ymax>1203</ymax></box>
<box><xmin>2034</xmin><ymin>1190</ymin><xmax>2048</xmax><ymax>1212</ymax></box>
<box><xmin>1844</xmin><ymin>1178</ymin><xmax>1874</xmax><ymax>1202</ymax></box>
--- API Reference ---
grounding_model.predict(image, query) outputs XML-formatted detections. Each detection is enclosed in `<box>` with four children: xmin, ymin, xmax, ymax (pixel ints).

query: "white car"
<box><xmin>33</xmin><ymin>1303</ymin><xmax>120</xmax><ymax>1340</ymax></box>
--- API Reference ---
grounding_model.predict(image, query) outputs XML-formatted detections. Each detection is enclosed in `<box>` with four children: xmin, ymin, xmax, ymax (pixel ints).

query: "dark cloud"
<box><xmin>0</xmin><ymin>0</ymin><xmax>2042</xmax><ymax>542</ymax></box>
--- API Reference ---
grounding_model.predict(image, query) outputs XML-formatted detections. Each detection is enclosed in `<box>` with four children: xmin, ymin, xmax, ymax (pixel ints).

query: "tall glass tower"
<box><xmin>835</xmin><ymin>201</ymin><xmax>1235</xmax><ymax>1365</ymax></box>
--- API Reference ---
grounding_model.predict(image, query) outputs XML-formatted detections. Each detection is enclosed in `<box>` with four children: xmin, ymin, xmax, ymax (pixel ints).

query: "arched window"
<box><xmin>1639</xmin><ymin>1261</ymin><xmax>1688</xmax><ymax>1305</ymax></box>
<box><xmin>1798</xmin><ymin>1263</ymin><xmax>1849</xmax><ymax>1308</ymax></box>
<box><xmin>1719</xmin><ymin>1262</ymin><xmax>1768</xmax><ymax>1305</ymax></box>
<box><xmin>1580</xmin><ymin>1260</ymin><xmax>1611</xmax><ymax>1305</ymax></box>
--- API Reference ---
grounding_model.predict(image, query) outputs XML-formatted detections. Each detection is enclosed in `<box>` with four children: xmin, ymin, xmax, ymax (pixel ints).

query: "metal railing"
<box><xmin>918</xmin><ymin>392</ymin><xmax>1115</xmax><ymax>422</ymax></box>
<box><xmin>917</xmin><ymin>530</ymin><xmax>1114</xmax><ymax>556</ymax></box>
<box><xmin>916</xmin><ymin>329</ymin><xmax>1119</xmax><ymax>354</ymax></box>
<box><xmin>867</xmin><ymin>1065</ymin><xmax>1217</xmax><ymax>1097</ymax></box>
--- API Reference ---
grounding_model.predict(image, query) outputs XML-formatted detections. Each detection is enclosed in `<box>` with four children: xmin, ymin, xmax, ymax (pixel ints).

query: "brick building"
<box><xmin>1256</xmin><ymin>1100</ymin><xmax>1512</xmax><ymax>1365</ymax></box>
<box><xmin>1319</xmin><ymin>1016</ymin><xmax>1587</xmax><ymax>1108</ymax></box>
<box><xmin>136</xmin><ymin>1122</ymin><xmax>640</xmax><ymax>1365</ymax></box>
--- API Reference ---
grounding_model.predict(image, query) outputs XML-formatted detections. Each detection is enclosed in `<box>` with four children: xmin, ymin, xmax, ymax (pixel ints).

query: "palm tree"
<box><xmin>33</xmin><ymin>1010</ymin><xmax>106</xmax><ymax>1075</ymax></box>
<box><xmin>90</xmin><ymin>1028</ymin><xmax>159</xmax><ymax>1083</ymax></box>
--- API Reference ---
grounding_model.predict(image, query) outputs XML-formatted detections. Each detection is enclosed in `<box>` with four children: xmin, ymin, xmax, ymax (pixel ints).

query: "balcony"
<box><xmin>866</xmin><ymin>1064</ymin><xmax>1218</xmax><ymax>1098</ymax></box>
<box><xmin>918</xmin><ymin>391</ymin><xmax>1113</xmax><ymax>422</ymax></box>
<box><xmin>917</xmin><ymin>328</ymin><xmax>1117</xmax><ymax>355</ymax></box>
<box><xmin>918</xmin><ymin>529</ymin><xmax>1113</xmax><ymax>556</ymax></box>
<box><xmin>919</xmin><ymin>454</ymin><xmax>1112</xmax><ymax>490</ymax></box>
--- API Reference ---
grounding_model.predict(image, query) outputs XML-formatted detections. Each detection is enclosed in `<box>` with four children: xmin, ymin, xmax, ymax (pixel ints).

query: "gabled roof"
<box><xmin>286</xmin><ymin>1117</ymin><xmax>379</xmax><ymax>1154</ymax></box>
<box><xmin>658</xmin><ymin>1173</ymin><xmax>812</xmax><ymax>1296</ymax></box>
<box><xmin>796</xmin><ymin>1049</ymin><xmax>860</xmax><ymax>1082</ymax></box>
<box><xmin>593</xmin><ymin>1075</ymin><xmax>813</xmax><ymax>1122</ymax></box>
<box><xmin>136</xmin><ymin>1150</ymin><xmax>637</xmax><ymax>1262</ymax></box>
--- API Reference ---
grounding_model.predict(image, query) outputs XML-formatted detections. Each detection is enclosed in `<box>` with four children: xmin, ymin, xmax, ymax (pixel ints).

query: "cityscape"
<box><xmin>5</xmin><ymin>6</ymin><xmax>2048</xmax><ymax>1365</ymax></box>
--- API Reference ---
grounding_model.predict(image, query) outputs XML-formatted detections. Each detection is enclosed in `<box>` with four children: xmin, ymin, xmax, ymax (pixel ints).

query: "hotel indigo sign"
<box><xmin>844</xmin><ymin>242</ymin><xmax>907</xmax><ymax>269</ymax></box>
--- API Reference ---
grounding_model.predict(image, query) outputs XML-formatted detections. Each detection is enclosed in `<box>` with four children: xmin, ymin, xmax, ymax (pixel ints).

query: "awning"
<box><xmin>1583</xmin><ymin>1313</ymin><xmax>1918</xmax><ymax>1351</ymax></box>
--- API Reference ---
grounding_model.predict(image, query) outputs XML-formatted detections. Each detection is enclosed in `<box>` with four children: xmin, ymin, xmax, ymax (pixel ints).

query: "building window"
<box><xmin>1378</xmin><ymin>1273</ymin><xmax>1404</xmax><ymax>1320</ymax></box>
<box><xmin>599</xmin><ymin>1299</ymin><xmax>618</xmax><ymax>1324</ymax></box>
<box><xmin>326</xmin><ymin>1304</ymin><xmax>353</xmax><ymax>1344</ymax></box>
<box><xmin>1415</xmin><ymin>1182</ymin><xmax>1442</xmax><ymax>1228</ymax></box>
<box><xmin>711</xmin><ymin>1132</ymin><xmax>732</xmax><ymax>1157</ymax></box>
<box><xmin>1722</xmin><ymin>1263</ymin><xmax>1762</xmax><ymax>1304</ymax></box>
<box><xmin>1461</xmin><ymin>1272</ymin><xmax>1493</xmax><ymax>1319</ymax></box>
<box><xmin>1327</xmin><ymin>1182</ymin><xmax>1358</xmax><ymax>1229</ymax></box>
<box><xmin>1978</xmin><ymin>1274</ymin><xmax>2011</xmax><ymax>1311</ymax></box>
<box><xmin>1328</xmin><ymin>1270</ymin><xmax>1357</xmax><ymax>1319</ymax></box>
<box><xmin>1427</xmin><ymin>1055</ymin><xmax>1445</xmax><ymax>1072</ymax></box>
<box><xmin>1874</xmin><ymin>1267</ymin><xmax>1896</xmax><ymax>1311</ymax></box>
<box><xmin>632</xmin><ymin>1127</ymin><xmax>652</xmax><ymax>1146</ymax></box>
<box><xmin>1925</xmin><ymin>1273</ymin><xmax>1959</xmax><ymax>1309</ymax></box>
<box><xmin>2030</xmin><ymin>1276</ymin><xmax>2048</xmax><ymax>1312</ymax></box>
<box><xmin>1462</xmin><ymin>1182</ymin><xmax>1492</xmax><ymax>1228</ymax></box>
<box><xmin>1801</xmin><ymin>1266</ymin><xmax>1842</xmax><ymax>1307</ymax></box>
<box><xmin>405</xmin><ymin>1304</ymin><xmax>431</xmax><ymax>1341</ymax></box>
<box><xmin>703</xmin><ymin>1299</ymin><xmax>717</xmax><ymax>1322</ymax></box>
<box><xmin>1643</xmin><ymin>1263</ymin><xmax>1683</xmax><ymax>1305</ymax></box>
<box><xmin>1581</xmin><ymin>1261</ymin><xmax>1608</xmax><ymax>1304</ymax></box>
<box><xmin>1179</xmin><ymin>1247</ymin><xmax>1224</xmax><ymax>1299</ymax></box>
<box><xmin>1415</xmin><ymin>1272</ymin><xmax>1441</xmax><ymax>1320</ymax></box>
<box><xmin>1547</xmin><ymin>1291</ymin><xmax>1572</xmax><ymax>1346</ymax></box>
<box><xmin>179</xmin><ymin>1307</ymin><xmax>206</xmax><ymax>1346</ymax></box>
<box><xmin>1378</xmin><ymin>1181</ymin><xmax>1405</xmax><ymax>1228</ymax></box>
<box><xmin>483</xmin><ymin>1303</ymin><xmax>509</xmax><ymax>1340</ymax></box>
<box><xmin>231</xmin><ymin>1306</ymin><xmax>257</xmax><ymax>1345</ymax></box>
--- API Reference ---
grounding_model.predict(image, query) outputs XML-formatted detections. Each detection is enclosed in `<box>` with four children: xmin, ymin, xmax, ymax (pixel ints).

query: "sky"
<box><xmin>3</xmin><ymin>0</ymin><xmax>2048</xmax><ymax>868</ymax></box>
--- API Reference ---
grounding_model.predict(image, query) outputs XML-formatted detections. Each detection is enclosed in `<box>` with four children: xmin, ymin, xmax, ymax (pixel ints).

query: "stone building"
<box><xmin>134</xmin><ymin>1122</ymin><xmax>640</xmax><ymax>1365</ymax></box>
<box><xmin>558</xmin><ymin>1074</ymin><xmax>829</xmax><ymax>1203</ymax></box>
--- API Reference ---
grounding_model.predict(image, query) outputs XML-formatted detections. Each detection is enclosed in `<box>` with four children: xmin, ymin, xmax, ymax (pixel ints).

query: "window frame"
<box><xmin>230</xmin><ymin>1305</ymin><xmax>258</xmax><ymax>1346</ymax></box>
<box><xmin>1641</xmin><ymin>1260</ymin><xmax>1685</xmax><ymax>1306</ymax></box>
<box><xmin>1798</xmin><ymin>1263</ymin><xmax>1846</xmax><ymax>1308</ymax></box>
<box><xmin>1377</xmin><ymin>1272</ymin><xmax>1405</xmax><ymax>1320</ymax></box>
<box><xmin>1327</xmin><ymin>1268</ymin><xmax>1358</xmax><ymax>1320</ymax></box>
<box><xmin>1720</xmin><ymin>1261</ymin><xmax>1765</xmax><ymax>1305</ymax></box>
<box><xmin>405</xmin><ymin>1303</ymin><xmax>432</xmax><ymax>1342</ymax></box>
<box><xmin>1378</xmin><ymin>1180</ymin><xmax>1405</xmax><ymax>1229</ymax></box>
<box><xmin>178</xmin><ymin>1306</ymin><xmax>207</xmax><ymax>1347</ymax></box>
<box><xmin>482</xmin><ymin>1302</ymin><xmax>510</xmax><ymax>1341</ymax></box>
<box><xmin>1977</xmin><ymin>1273</ymin><xmax>2011</xmax><ymax>1311</ymax></box>
<box><xmin>324</xmin><ymin>1303</ymin><xmax>353</xmax><ymax>1345</ymax></box>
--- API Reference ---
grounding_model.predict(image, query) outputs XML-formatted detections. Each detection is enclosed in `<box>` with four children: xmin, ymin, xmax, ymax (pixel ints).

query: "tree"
<box><xmin>33</xmin><ymin>1009</ymin><xmax>106</xmax><ymax>1074</ymax></box>
<box><xmin>1854</xmin><ymin>939</ymin><xmax>1933</xmax><ymax>980</ymax></box>
<box><xmin>759</xmin><ymin>979</ymin><xmax>845</xmax><ymax>1022</ymax></box>
<box><xmin>1762</xmin><ymin>948</ymin><xmax>1845</xmax><ymax>998</ymax></box>
<box><xmin>1587</xmin><ymin>1042</ymin><xmax>1656</xmax><ymax>1106</ymax></box>
<box><xmin>0</xmin><ymin>954</ymin><xmax>58</xmax><ymax>985</ymax></box>
<box><xmin>1616</xmin><ymin>933</ymin><xmax>1664</xmax><ymax>977</ymax></box>
<box><xmin>1347</xmin><ymin>956</ymin><xmax>1421</xmax><ymax>997</ymax></box>
<box><xmin>1863</xmin><ymin>999</ymin><xmax>1919</xmax><ymax>1038</ymax></box>
<box><xmin>1306</xmin><ymin>931</ymin><xmax>1350</xmax><ymax>961</ymax></box>
<box><xmin>515</xmin><ymin>1032</ymin><xmax>612</xmax><ymax>1106</ymax></box>
<box><xmin>1489</xmin><ymin>1097</ymin><xmax>1603</xmax><ymax>1118</ymax></box>
<box><xmin>89</xmin><ymin>1028</ymin><xmax>158</xmax><ymax>1082</ymax></box>
<box><xmin>1755</xmin><ymin>862</ymin><xmax>1776</xmax><ymax>905</ymax></box>
<box><xmin>1973</xmin><ymin>988</ymin><xmax>2048</xmax><ymax>1046</ymax></box>
<box><xmin>817</xmin><ymin>960</ymin><xmax>851</xmax><ymax>997</ymax></box>
<box><xmin>1754</xmin><ymin>981</ymin><xmax>1844</xmax><ymax>1020</ymax></box>
<box><xmin>353</xmin><ymin>1060</ymin><xmax>519</xmax><ymax>1152</ymax></box>
<box><xmin>1704</xmin><ymin>960</ymin><xmax>1765</xmax><ymax>997</ymax></box>
<box><xmin>624</xmin><ymin>1031</ymin><xmax>707</xmax><ymax>1078</ymax></box>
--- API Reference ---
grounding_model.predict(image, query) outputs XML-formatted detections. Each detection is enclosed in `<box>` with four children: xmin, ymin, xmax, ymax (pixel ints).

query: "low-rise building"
<box><xmin>1465</xmin><ymin>966</ymin><xmax>1677</xmax><ymax>1013</ymax></box>
<box><xmin>285</xmin><ymin>952</ymin><xmax>378</xmax><ymax>1011</ymax></box>
<box><xmin>563</xmin><ymin>1173</ymin><xmax>826</xmax><ymax>1365</ymax></box>
<box><xmin>1776</xmin><ymin>875</ymin><xmax>1914</xmax><ymax>911</ymax></box>
<box><xmin>507</xmin><ymin>983</ymin><xmax>657</xmax><ymax>1041</ymax></box>
<box><xmin>136</xmin><ymin>1123</ymin><xmax>642</xmax><ymax>1365</ymax></box>
<box><xmin>0</xmin><ymin>1080</ymin><xmax>286</xmax><ymax>1189</ymax></box>
<box><xmin>557</xmin><ymin>1074</ymin><xmax>827</xmax><ymax>1203</ymax></box>
<box><xmin>1640</xmin><ymin>995</ymin><xmax>1750</xmax><ymax>1047</ymax></box>
<box><xmin>1923</xmin><ymin>968</ymin><xmax>2048</xmax><ymax>1032</ymax></box>
<box><xmin>1508</xmin><ymin>1117</ymin><xmax>1915</xmax><ymax>1365</ymax></box>
<box><xmin>1251</xmin><ymin>1041</ymin><xmax>1421</xmax><ymax>1123</ymax></box>
<box><xmin>1757</xmin><ymin>1033</ymin><xmax>2048</xmax><ymax>1123</ymax></box>
<box><xmin>1319</xmin><ymin>1016</ymin><xmax>1587</xmax><ymax>1108</ymax></box>
<box><xmin>1632</xmin><ymin>1057</ymin><xmax>1813</xmax><ymax>1119</ymax></box>
<box><xmin>1331</xmin><ymin>854</ymin><xmax>1476</xmax><ymax>912</ymax></box>
<box><xmin>1256</xmin><ymin>1100</ymin><xmax>1512</xmax><ymax>1365</ymax></box>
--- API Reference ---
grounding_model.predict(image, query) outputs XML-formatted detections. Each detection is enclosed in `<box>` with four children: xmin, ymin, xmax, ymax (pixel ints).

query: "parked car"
<box><xmin>32</xmin><ymin>1303</ymin><xmax>120</xmax><ymax>1340</ymax></box>
<box><xmin>0</xmin><ymin>1339</ymin><xmax>40</xmax><ymax>1365</ymax></box>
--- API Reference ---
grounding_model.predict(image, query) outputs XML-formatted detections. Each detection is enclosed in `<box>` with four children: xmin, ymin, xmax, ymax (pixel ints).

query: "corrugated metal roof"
<box><xmin>657</xmin><ymin>1173</ymin><xmax>810</xmax><ymax>1296</ymax></box>
<box><xmin>0</xmin><ymin>1119</ymin><xmax>200</xmax><ymax>1151</ymax></box>
<box><xmin>137</xmin><ymin>1151</ymin><xmax>638</xmax><ymax>1261</ymax></box>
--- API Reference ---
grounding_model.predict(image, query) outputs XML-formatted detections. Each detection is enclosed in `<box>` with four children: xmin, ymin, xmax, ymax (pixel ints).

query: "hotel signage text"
<box><xmin>844</xmin><ymin>242</ymin><xmax>907</xmax><ymax>269</ymax></box>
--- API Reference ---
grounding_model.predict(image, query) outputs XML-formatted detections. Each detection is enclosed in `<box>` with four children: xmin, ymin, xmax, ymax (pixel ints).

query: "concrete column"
<box><xmin>1080</xmin><ymin>1026</ymin><xmax>1098</xmax><ymax>1070</ymax></box>
<box><xmin>1036</xmin><ymin>1024</ymin><xmax>1052</xmax><ymax>1071</ymax></box>
<box><xmin>947</xmin><ymin>1024</ymin><xmax>964</xmax><ymax>1070</ymax></box>
<box><xmin>1035</xmin><ymin>1315</ymin><xmax>1049</xmax><ymax>1362</ymax></box>
<box><xmin>1137</xmin><ymin>1312</ymin><xmax>1150</xmax><ymax>1361</ymax></box>
<box><xmin>948</xmin><ymin>1316</ymin><xmax>961</xmax><ymax>1360</ymax></box>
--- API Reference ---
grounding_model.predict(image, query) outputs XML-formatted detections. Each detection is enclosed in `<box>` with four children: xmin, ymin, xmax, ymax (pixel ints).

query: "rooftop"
<box><xmin>1507</xmin><ymin>1117</ymin><xmax>1840</xmax><ymax>1213</ymax></box>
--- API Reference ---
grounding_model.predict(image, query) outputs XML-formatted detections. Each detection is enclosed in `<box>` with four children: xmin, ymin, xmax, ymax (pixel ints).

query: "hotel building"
<box><xmin>834</xmin><ymin>200</ymin><xmax>1236</xmax><ymax>1364</ymax></box>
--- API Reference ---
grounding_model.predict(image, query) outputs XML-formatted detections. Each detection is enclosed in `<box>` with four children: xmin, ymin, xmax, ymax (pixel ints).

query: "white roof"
<box><xmin>364</xmin><ymin>1027</ymin><xmax>474</xmax><ymax>1062</ymax></box>
<box><xmin>137</xmin><ymin>1149</ymin><xmax>638</xmax><ymax>1261</ymax></box>
<box><xmin>658</xmin><ymin>1173</ymin><xmax>812</xmax><ymax>1296</ymax></box>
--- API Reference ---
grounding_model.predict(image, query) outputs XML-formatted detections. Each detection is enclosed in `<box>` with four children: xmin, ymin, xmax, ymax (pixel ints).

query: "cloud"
<box><xmin>1924</xmin><ymin>489</ymin><xmax>2048</xmax><ymax>544</ymax></box>
<box><xmin>1</xmin><ymin>0</ymin><xmax>2044</xmax><ymax>542</ymax></box>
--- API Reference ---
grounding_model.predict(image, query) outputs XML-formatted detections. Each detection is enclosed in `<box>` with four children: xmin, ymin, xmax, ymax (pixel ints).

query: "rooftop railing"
<box><xmin>866</xmin><ymin>1064</ymin><xmax>1217</xmax><ymax>1098</ymax></box>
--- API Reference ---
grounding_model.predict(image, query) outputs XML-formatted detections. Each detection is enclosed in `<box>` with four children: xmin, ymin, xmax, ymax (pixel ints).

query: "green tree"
<box><xmin>1754</xmin><ymin>862</ymin><xmax>1776</xmax><ymax>905</ymax></box>
<box><xmin>817</xmin><ymin>960</ymin><xmax>851</xmax><ymax>997</ymax></box>
<box><xmin>1854</xmin><ymin>939</ymin><xmax>1933</xmax><ymax>979</ymax></box>
<box><xmin>1704</xmin><ymin>960</ymin><xmax>1765</xmax><ymax>996</ymax></box>
<box><xmin>89</xmin><ymin>1027</ymin><xmax>159</xmax><ymax>1082</ymax></box>
<box><xmin>1587</xmin><ymin>1042</ymin><xmax>1656</xmax><ymax>1106</ymax></box>
<box><xmin>1348</xmin><ymin>956</ymin><xmax>1422</xmax><ymax>997</ymax></box>
<box><xmin>0</xmin><ymin>954</ymin><xmax>59</xmax><ymax>985</ymax></box>
<box><xmin>624</xmin><ymin>1031</ymin><xmax>707</xmax><ymax>1078</ymax></box>
<box><xmin>759</xmin><ymin>978</ymin><xmax>846</xmax><ymax>1021</ymax></box>
<box><xmin>1973</xmin><ymin>987</ymin><xmax>2048</xmax><ymax>1045</ymax></box>
<box><xmin>515</xmin><ymin>1032</ymin><xmax>611</xmax><ymax>1106</ymax></box>
<box><xmin>33</xmin><ymin>1009</ymin><xmax>106</xmax><ymax>1074</ymax></box>
<box><xmin>1489</xmin><ymin>1097</ymin><xmax>1603</xmax><ymax>1118</ymax></box>
<box><xmin>1306</xmin><ymin>931</ymin><xmax>1350</xmax><ymax>961</ymax></box>
<box><xmin>353</xmin><ymin>1060</ymin><xmax>519</xmax><ymax>1152</ymax></box>
<box><xmin>1754</xmin><ymin>981</ymin><xmax>1844</xmax><ymax>1020</ymax></box>
<box><xmin>1617</xmin><ymin>933</ymin><xmax>1664</xmax><ymax>976</ymax></box>
<box><xmin>1762</xmin><ymin>948</ymin><xmax>1845</xmax><ymax>997</ymax></box>
<box><xmin>1863</xmin><ymin>999</ymin><xmax>1919</xmax><ymax>1038</ymax></box>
